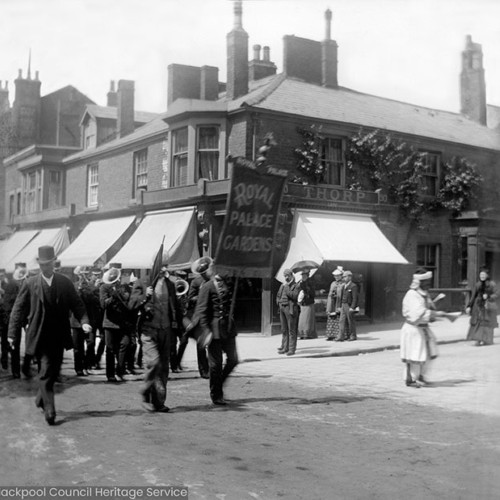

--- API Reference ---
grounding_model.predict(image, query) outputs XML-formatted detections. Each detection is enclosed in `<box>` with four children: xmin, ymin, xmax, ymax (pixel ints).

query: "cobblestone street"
<box><xmin>1</xmin><ymin>336</ymin><xmax>499</xmax><ymax>499</ymax></box>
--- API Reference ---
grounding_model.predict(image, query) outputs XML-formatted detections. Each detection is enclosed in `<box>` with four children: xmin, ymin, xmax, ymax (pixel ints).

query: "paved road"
<box><xmin>0</xmin><ymin>340</ymin><xmax>498</xmax><ymax>500</ymax></box>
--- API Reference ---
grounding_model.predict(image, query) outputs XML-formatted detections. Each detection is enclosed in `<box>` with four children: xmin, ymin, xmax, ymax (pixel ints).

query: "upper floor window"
<box><xmin>320</xmin><ymin>137</ymin><xmax>344</xmax><ymax>185</ymax></box>
<box><xmin>197</xmin><ymin>126</ymin><xmax>220</xmax><ymax>181</ymax></box>
<box><xmin>421</xmin><ymin>152</ymin><xmax>440</xmax><ymax>197</ymax></box>
<box><xmin>45</xmin><ymin>170</ymin><xmax>64</xmax><ymax>209</ymax></box>
<box><xmin>133</xmin><ymin>149</ymin><xmax>148</xmax><ymax>195</ymax></box>
<box><xmin>87</xmin><ymin>163</ymin><xmax>99</xmax><ymax>207</ymax></box>
<box><xmin>172</xmin><ymin>127</ymin><xmax>188</xmax><ymax>187</ymax></box>
<box><xmin>24</xmin><ymin>169</ymin><xmax>42</xmax><ymax>214</ymax></box>
<box><xmin>417</xmin><ymin>243</ymin><xmax>440</xmax><ymax>287</ymax></box>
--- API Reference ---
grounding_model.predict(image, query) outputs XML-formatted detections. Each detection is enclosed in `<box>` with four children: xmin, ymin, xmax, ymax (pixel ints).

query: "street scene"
<box><xmin>0</xmin><ymin>317</ymin><xmax>499</xmax><ymax>499</ymax></box>
<box><xmin>1</xmin><ymin>0</ymin><xmax>500</xmax><ymax>499</ymax></box>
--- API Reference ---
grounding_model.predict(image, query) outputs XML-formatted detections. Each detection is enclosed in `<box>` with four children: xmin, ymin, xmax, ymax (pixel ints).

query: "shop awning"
<box><xmin>277</xmin><ymin>210</ymin><xmax>408</xmax><ymax>282</ymax></box>
<box><xmin>5</xmin><ymin>226</ymin><xmax>70</xmax><ymax>272</ymax></box>
<box><xmin>58</xmin><ymin>216</ymin><xmax>136</xmax><ymax>268</ymax></box>
<box><xmin>0</xmin><ymin>230</ymin><xmax>40</xmax><ymax>271</ymax></box>
<box><xmin>107</xmin><ymin>207</ymin><xmax>200</xmax><ymax>270</ymax></box>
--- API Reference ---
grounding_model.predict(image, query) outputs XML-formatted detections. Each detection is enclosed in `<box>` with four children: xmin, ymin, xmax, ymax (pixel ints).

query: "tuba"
<box><xmin>175</xmin><ymin>278</ymin><xmax>189</xmax><ymax>297</ymax></box>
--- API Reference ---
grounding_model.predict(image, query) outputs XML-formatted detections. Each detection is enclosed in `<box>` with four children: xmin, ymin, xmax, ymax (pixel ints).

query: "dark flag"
<box><xmin>150</xmin><ymin>235</ymin><xmax>165</xmax><ymax>286</ymax></box>
<box><xmin>214</xmin><ymin>153</ymin><xmax>288</xmax><ymax>278</ymax></box>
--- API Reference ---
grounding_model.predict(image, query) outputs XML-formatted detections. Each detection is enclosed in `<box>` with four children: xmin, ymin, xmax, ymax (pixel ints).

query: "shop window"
<box><xmin>320</xmin><ymin>137</ymin><xmax>344</xmax><ymax>185</ymax></box>
<box><xmin>9</xmin><ymin>194</ymin><xmax>14</xmax><ymax>221</ymax></box>
<box><xmin>172</xmin><ymin>127</ymin><xmax>188</xmax><ymax>187</ymax></box>
<box><xmin>87</xmin><ymin>163</ymin><xmax>99</xmax><ymax>207</ymax></box>
<box><xmin>416</xmin><ymin>244</ymin><xmax>440</xmax><ymax>286</ymax></box>
<box><xmin>197</xmin><ymin>125</ymin><xmax>220</xmax><ymax>181</ymax></box>
<box><xmin>133</xmin><ymin>149</ymin><xmax>148</xmax><ymax>195</ymax></box>
<box><xmin>459</xmin><ymin>236</ymin><xmax>468</xmax><ymax>283</ymax></box>
<box><xmin>421</xmin><ymin>152</ymin><xmax>440</xmax><ymax>197</ymax></box>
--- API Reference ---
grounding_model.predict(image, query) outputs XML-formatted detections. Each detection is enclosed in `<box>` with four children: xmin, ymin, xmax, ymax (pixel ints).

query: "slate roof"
<box><xmin>227</xmin><ymin>75</ymin><xmax>500</xmax><ymax>151</ymax></box>
<box><xmin>64</xmin><ymin>116</ymin><xmax>168</xmax><ymax>163</ymax></box>
<box><xmin>82</xmin><ymin>104</ymin><xmax>160</xmax><ymax>124</ymax></box>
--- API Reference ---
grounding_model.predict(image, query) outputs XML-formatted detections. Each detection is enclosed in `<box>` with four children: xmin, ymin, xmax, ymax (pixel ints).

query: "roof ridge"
<box><xmin>241</xmin><ymin>73</ymin><xmax>287</xmax><ymax>107</ymax></box>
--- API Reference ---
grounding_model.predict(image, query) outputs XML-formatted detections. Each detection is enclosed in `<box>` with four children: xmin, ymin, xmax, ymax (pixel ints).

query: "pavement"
<box><xmin>234</xmin><ymin>314</ymin><xmax>481</xmax><ymax>363</ymax></box>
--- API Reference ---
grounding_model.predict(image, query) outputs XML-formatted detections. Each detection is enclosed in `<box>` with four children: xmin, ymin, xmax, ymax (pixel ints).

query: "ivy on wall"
<box><xmin>293</xmin><ymin>126</ymin><xmax>483</xmax><ymax>226</ymax></box>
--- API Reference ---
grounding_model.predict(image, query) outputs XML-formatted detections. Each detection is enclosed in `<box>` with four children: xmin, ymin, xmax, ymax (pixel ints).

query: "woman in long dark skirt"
<box><xmin>466</xmin><ymin>268</ymin><xmax>498</xmax><ymax>346</ymax></box>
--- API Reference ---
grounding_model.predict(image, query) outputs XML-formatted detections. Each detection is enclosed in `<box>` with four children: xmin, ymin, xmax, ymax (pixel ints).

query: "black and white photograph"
<box><xmin>0</xmin><ymin>0</ymin><xmax>499</xmax><ymax>498</ymax></box>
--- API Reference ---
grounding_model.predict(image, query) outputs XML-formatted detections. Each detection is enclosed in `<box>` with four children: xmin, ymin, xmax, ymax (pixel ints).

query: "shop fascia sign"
<box><xmin>284</xmin><ymin>183</ymin><xmax>386</xmax><ymax>205</ymax></box>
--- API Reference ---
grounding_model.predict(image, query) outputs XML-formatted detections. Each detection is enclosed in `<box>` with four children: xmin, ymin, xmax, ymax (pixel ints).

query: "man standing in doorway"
<box><xmin>8</xmin><ymin>246</ymin><xmax>90</xmax><ymax>425</ymax></box>
<box><xmin>338</xmin><ymin>270</ymin><xmax>359</xmax><ymax>342</ymax></box>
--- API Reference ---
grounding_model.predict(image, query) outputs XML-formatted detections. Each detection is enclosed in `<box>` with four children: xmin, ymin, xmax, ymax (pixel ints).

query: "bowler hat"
<box><xmin>37</xmin><ymin>246</ymin><xmax>56</xmax><ymax>264</ymax></box>
<box><xmin>14</xmin><ymin>262</ymin><xmax>27</xmax><ymax>269</ymax></box>
<box><xmin>108</xmin><ymin>262</ymin><xmax>122</xmax><ymax>270</ymax></box>
<box><xmin>103</xmin><ymin>267</ymin><xmax>121</xmax><ymax>285</ymax></box>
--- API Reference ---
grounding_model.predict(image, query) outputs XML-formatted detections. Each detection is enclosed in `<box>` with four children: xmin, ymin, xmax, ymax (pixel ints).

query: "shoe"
<box><xmin>417</xmin><ymin>376</ymin><xmax>429</xmax><ymax>386</ymax></box>
<box><xmin>76</xmin><ymin>370</ymin><xmax>86</xmax><ymax>376</ymax></box>
<box><xmin>155</xmin><ymin>405</ymin><xmax>170</xmax><ymax>413</ymax></box>
<box><xmin>171</xmin><ymin>368</ymin><xmax>180</xmax><ymax>373</ymax></box>
<box><xmin>212</xmin><ymin>398</ymin><xmax>227</xmax><ymax>406</ymax></box>
<box><xmin>93</xmin><ymin>362</ymin><xmax>102</xmax><ymax>370</ymax></box>
<box><xmin>325</xmin><ymin>337</ymin><xmax>334</xmax><ymax>341</ymax></box>
<box><xmin>405</xmin><ymin>380</ymin><xmax>420</xmax><ymax>388</ymax></box>
<box><xmin>44</xmin><ymin>410</ymin><xmax>56</xmax><ymax>426</ymax></box>
<box><xmin>199</xmin><ymin>372</ymin><xmax>210</xmax><ymax>379</ymax></box>
<box><xmin>21</xmin><ymin>365</ymin><xmax>32</xmax><ymax>378</ymax></box>
<box><xmin>277</xmin><ymin>349</ymin><xmax>287</xmax><ymax>354</ymax></box>
<box><xmin>335</xmin><ymin>338</ymin><xmax>345</xmax><ymax>342</ymax></box>
<box><xmin>35</xmin><ymin>396</ymin><xmax>44</xmax><ymax>411</ymax></box>
<box><xmin>106</xmin><ymin>377</ymin><xmax>119</xmax><ymax>383</ymax></box>
<box><xmin>126</xmin><ymin>368</ymin><xmax>137</xmax><ymax>375</ymax></box>
<box><xmin>347</xmin><ymin>338</ymin><xmax>357</xmax><ymax>342</ymax></box>
<box><xmin>286</xmin><ymin>351</ymin><xmax>295</xmax><ymax>356</ymax></box>
<box><xmin>117</xmin><ymin>375</ymin><xmax>126</xmax><ymax>382</ymax></box>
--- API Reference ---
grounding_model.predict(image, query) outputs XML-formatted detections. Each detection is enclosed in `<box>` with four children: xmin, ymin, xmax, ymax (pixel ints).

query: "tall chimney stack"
<box><xmin>460</xmin><ymin>35</ymin><xmax>487</xmax><ymax>125</ymax></box>
<box><xmin>117</xmin><ymin>79</ymin><xmax>135</xmax><ymax>138</ymax></box>
<box><xmin>321</xmin><ymin>9</ymin><xmax>338</xmax><ymax>88</ymax></box>
<box><xmin>226</xmin><ymin>0</ymin><xmax>248</xmax><ymax>100</ymax></box>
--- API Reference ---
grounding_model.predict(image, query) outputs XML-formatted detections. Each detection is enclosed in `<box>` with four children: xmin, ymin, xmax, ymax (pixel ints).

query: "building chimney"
<box><xmin>117</xmin><ymin>79</ymin><xmax>135</xmax><ymax>138</ymax></box>
<box><xmin>13</xmin><ymin>67</ymin><xmax>41</xmax><ymax>146</ymax></box>
<box><xmin>249</xmin><ymin>45</ymin><xmax>277</xmax><ymax>81</ymax></box>
<box><xmin>460</xmin><ymin>35</ymin><xmax>487</xmax><ymax>125</ymax></box>
<box><xmin>0</xmin><ymin>81</ymin><xmax>9</xmax><ymax>114</ymax></box>
<box><xmin>321</xmin><ymin>9</ymin><xmax>338</xmax><ymax>88</ymax></box>
<box><xmin>200</xmin><ymin>66</ymin><xmax>219</xmax><ymax>100</ymax></box>
<box><xmin>107</xmin><ymin>80</ymin><xmax>117</xmax><ymax>107</ymax></box>
<box><xmin>226</xmin><ymin>0</ymin><xmax>248</xmax><ymax>100</ymax></box>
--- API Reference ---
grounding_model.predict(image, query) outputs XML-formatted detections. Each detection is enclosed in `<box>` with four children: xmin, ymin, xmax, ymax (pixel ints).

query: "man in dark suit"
<box><xmin>276</xmin><ymin>268</ymin><xmax>300</xmax><ymax>355</ymax></box>
<box><xmin>130</xmin><ymin>263</ymin><xmax>182</xmax><ymax>413</ymax></box>
<box><xmin>8</xmin><ymin>246</ymin><xmax>90</xmax><ymax>425</ymax></box>
<box><xmin>196</xmin><ymin>272</ymin><xmax>238</xmax><ymax>406</ymax></box>
<box><xmin>338</xmin><ymin>270</ymin><xmax>359</xmax><ymax>342</ymax></box>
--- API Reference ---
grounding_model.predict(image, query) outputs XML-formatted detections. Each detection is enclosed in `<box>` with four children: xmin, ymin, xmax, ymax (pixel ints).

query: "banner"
<box><xmin>214</xmin><ymin>157</ymin><xmax>288</xmax><ymax>278</ymax></box>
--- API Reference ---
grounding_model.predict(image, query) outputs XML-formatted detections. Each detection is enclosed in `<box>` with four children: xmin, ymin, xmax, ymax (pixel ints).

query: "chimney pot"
<box><xmin>253</xmin><ymin>44</ymin><xmax>261</xmax><ymax>60</ymax></box>
<box><xmin>234</xmin><ymin>0</ymin><xmax>243</xmax><ymax>29</ymax></box>
<box><xmin>110</xmin><ymin>80</ymin><xmax>115</xmax><ymax>91</ymax></box>
<box><xmin>35</xmin><ymin>70</ymin><xmax>39</xmax><ymax>81</ymax></box>
<box><xmin>263</xmin><ymin>46</ymin><xmax>270</xmax><ymax>62</ymax></box>
<box><xmin>117</xmin><ymin>79</ymin><xmax>135</xmax><ymax>137</ymax></box>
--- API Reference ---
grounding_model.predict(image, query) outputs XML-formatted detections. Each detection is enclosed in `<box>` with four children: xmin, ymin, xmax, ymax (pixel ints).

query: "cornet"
<box><xmin>175</xmin><ymin>278</ymin><xmax>189</xmax><ymax>297</ymax></box>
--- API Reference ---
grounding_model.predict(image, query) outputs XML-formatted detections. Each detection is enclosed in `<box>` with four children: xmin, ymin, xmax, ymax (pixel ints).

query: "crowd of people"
<box><xmin>0</xmin><ymin>247</ymin><xmax>238</xmax><ymax>425</ymax></box>
<box><xmin>0</xmin><ymin>246</ymin><xmax>497</xmax><ymax>423</ymax></box>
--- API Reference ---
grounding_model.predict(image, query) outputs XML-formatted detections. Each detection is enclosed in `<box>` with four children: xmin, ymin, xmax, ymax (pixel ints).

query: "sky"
<box><xmin>1</xmin><ymin>0</ymin><xmax>499</xmax><ymax>116</ymax></box>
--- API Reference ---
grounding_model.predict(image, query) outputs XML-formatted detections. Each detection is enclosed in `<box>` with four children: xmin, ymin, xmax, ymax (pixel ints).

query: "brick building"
<box><xmin>1</xmin><ymin>2</ymin><xmax>499</xmax><ymax>334</ymax></box>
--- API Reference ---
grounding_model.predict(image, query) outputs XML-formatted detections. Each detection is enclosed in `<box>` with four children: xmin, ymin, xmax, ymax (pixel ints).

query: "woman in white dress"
<box><xmin>400</xmin><ymin>269</ymin><xmax>445</xmax><ymax>388</ymax></box>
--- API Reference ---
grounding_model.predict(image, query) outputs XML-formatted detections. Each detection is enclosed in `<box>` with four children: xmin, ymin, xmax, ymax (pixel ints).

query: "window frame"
<box><xmin>196</xmin><ymin>125</ymin><xmax>220</xmax><ymax>182</ymax></box>
<box><xmin>416</xmin><ymin>243</ymin><xmax>441</xmax><ymax>287</ymax></box>
<box><xmin>171</xmin><ymin>127</ymin><xmax>189</xmax><ymax>187</ymax></box>
<box><xmin>320</xmin><ymin>136</ymin><xmax>345</xmax><ymax>186</ymax></box>
<box><xmin>86</xmin><ymin>163</ymin><xmax>99</xmax><ymax>207</ymax></box>
<box><xmin>420</xmin><ymin>152</ymin><xmax>440</xmax><ymax>197</ymax></box>
<box><xmin>132</xmin><ymin>148</ymin><xmax>148</xmax><ymax>195</ymax></box>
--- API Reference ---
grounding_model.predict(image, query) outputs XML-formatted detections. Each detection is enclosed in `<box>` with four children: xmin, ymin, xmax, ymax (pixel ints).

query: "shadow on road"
<box><xmin>425</xmin><ymin>378</ymin><xmax>475</xmax><ymax>388</ymax></box>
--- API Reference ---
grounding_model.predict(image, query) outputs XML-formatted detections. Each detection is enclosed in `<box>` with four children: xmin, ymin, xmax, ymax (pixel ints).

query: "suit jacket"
<box><xmin>341</xmin><ymin>281</ymin><xmax>359</xmax><ymax>309</ymax></box>
<box><xmin>8</xmin><ymin>273</ymin><xmax>89</xmax><ymax>356</ymax></box>
<box><xmin>129</xmin><ymin>276</ymin><xmax>182</xmax><ymax>331</ymax></box>
<box><xmin>196</xmin><ymin>278</ymin><xmax>237</xmax><ymax>340</ymax></box>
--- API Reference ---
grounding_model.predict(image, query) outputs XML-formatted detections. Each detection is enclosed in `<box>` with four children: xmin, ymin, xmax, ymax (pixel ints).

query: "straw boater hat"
<box><xmin>37</xmin><ymin>246</ymin><xmax>56</xmax><ymax>264</ymax></box>
<box><xmin>332</xmin><ymin>266</ymin><xmax>343</xmax><ymax>276</ymax></box>
<box><xmin>191</xmin><ymin>256</ymin><xmax>213</xmax><ymax>275</ymax></box>
<box><xmin>73</xmin><ymin>265</ymin><xmax>91</xmax><ymax>276</ymax></box>
<box><xmin>102</xmin><ymin>267</ymin><xmax>121</xmax><ymax>285</ymax></box>
<box><xmin>13</xmin><ymin>267</ymin><xmax>28</xmax><ymax>281</ymax></box>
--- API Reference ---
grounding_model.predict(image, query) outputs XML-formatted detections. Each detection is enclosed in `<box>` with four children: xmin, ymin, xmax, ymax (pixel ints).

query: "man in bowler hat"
<box><xmin>8</xmin><ymin>246</ymin><xmax>91</xmax><ymax>425</ymax></box>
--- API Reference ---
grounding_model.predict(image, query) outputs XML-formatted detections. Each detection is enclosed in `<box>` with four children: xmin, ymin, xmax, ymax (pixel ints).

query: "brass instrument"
<box><xmin>175</xmin><ymin>278</ymin><xmax>189</xmax><ymax>297</ymax></box>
